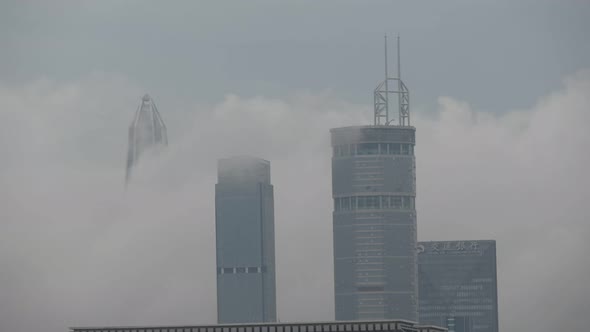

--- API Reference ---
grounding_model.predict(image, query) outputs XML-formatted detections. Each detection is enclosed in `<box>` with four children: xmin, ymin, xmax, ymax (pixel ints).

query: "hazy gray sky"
<box><xmin>2</xmin><ymin>1</ymin><xmax>589</xmax><ymax>110</ymax></box>
<box><xmin>1</xmin><ymin>1</ymin><xmax>589</xmax><ymax>332</ymax></box>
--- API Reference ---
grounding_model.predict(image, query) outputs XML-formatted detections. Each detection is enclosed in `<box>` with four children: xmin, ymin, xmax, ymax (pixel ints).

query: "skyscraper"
<box><xmin>331</xmin><ymin>36</ymin><xmax>417</xmax><ymax>321</ymax></box>
<box><xmin>417</xmin><ymin>240</ymin><xmax>499</xmax><ymax>332</ymax></box>
<box><xmin>215</xmin><ymin>156</ymin><xmax>276</xmax><ymax>323</ymax></box>
<box><xmin>125</xmin><ymin>94</ymin><xmax>167</xmax><ymax>183</ymax></box>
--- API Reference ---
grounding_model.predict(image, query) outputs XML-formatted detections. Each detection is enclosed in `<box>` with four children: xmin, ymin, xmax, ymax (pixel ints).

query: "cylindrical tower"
<box><xmin>331</xmin><ymin>125</ymin><xmax>417</xmax><ymax>321</ymax></box>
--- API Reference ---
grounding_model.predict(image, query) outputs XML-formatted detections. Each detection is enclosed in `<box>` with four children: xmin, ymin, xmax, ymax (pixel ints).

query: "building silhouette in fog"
<box><xmin>215</xmin><ymin>156</ymin><xmax>276</xmax><ymax>323</ymax></box>
<box><xmin>418</xmin><ymin>240</ymin><xmax>499</xmax><ymax>332</ymax></box>
<box><xmin>125</xmin><ymin>94</ymin><xmax>167</xmax><ymax>183</ymax></box>
<box><xmin>331</xmin><ymin>36</ymin><xmax>417</xmax><ymax>321</ymax></box>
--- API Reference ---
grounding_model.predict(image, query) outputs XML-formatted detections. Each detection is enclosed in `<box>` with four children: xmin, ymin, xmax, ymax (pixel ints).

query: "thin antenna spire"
<box><xmin>374</xmin><ymin>34</ymin><xmax>409</xmax><ymax>126</ymax></box>
<box><xmin>397</xmin><ymin>35</ymin><xmax>401</xmax><ymax>80</ymax></box>
<box><xmin>384</xmin><ymin>34</ymin><xmax>389</xmax><ymax>81</ymax></box>
<box><xmin>384</xmin><ymin>34</ymin><xmax>389</xmax><ymax>124</ymax></box>
<box><xmin>397</xmin><ymin>35</ymin><xmax>402</xmax><ymax>125</ymax></box>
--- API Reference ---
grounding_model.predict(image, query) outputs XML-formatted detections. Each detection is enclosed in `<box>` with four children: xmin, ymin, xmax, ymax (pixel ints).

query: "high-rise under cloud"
<box><xmin>125</xmin><ymin>94</ymin><xmax>167</xmax><ymax>183</ymax></box>
<box><xmin>331</xmin><ymin>36</ymin><xmax>417</xmax><ymax>321</ymax></box>
<box><xmin>215</xmin><ymin>156</ymin><xmax>277</xmax><ymax>323</ymax></box>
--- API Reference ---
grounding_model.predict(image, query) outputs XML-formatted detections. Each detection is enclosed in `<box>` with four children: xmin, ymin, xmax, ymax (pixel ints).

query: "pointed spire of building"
<box><xmin>125</xmin><ymin>94</ymin><xmax>167</xmax><ymax>184</ymax></box>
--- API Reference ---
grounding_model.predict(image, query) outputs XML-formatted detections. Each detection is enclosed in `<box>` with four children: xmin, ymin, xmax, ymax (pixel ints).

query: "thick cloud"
<box><xmin>0</xmin><ymin>70</ymin><xmax>588</xmax><ymax>332</ymax></box>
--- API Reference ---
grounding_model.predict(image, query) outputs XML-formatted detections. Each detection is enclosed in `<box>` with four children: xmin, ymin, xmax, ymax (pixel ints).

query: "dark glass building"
<box><xmin>331</xmin><ymin>126</ymin><xmax>418</xmax><ymax>321</ymax></box>
<box><xmin>417</xmin><ymin>240</ymin><xmax>498</xmax><ymax>332</ymax></box>
<box><xmin>215</xmin><ymin>156</ymin><xmax>276</xmax><ymax>323</ymax></box>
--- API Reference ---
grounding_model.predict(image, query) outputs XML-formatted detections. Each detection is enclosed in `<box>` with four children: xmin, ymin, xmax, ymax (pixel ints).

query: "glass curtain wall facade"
<box><xmin>418</xmin><ymin>240</ymin><xmax>498</xmax><ymax>332</ymax></box>
<box><xmin>331</xmin><ymin>126</ymin><xmax>418</xmax><ymax>321</ymax></box>
<box><xmin>215</xmin><ymin>156</ymin><xmax>276</xmax><ymax>323</ymax></box>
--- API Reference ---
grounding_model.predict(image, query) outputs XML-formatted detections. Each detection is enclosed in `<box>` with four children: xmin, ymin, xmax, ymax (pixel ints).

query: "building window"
<box><xmin>357</xmin><ymin>196</ymin><xmax>367</xmax><ymax>209</ymax></box>
<box><xmin>357</xmin><ymin>143</ymin><xmax>379</xmax><ymax>155</ymax></box>
<box><xmin>334</xmin><ymin>195</ymin><xmax>415</xmax><ymax>211</ymax></box>
<box><xmin>381</xmin><ymin>196</ymin><xmax>390</xmax><ymax>209</ymax></box>
<box><xmin>388</xmin><ymin>143</ymin><xmax>401</xmax><ymax>154</ymax></box>
<box><xmin>366</xmin><ymin>196</ymin><xmax>379</xmax><ymax>209</ymax></box>
<box><xmin>333</xmin><ymin>142</ymin><xmax>413</xmax><ymax>156</ymax></box>
<box><xmin>357</xmin><ymin>286</ymin><xmax>385</xmax><ymax>292</ymax></box>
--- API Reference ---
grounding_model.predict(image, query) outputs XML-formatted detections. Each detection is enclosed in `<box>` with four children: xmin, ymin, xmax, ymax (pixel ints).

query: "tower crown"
<box><xmin>125</xmin><ymin>94</ymin><xmax>167</xmax><ymax>184</ymax></box>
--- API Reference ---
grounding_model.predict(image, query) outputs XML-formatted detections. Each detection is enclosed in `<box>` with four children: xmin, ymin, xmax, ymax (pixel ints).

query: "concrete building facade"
<box><xmin>331</xmin><ymin>125</ymin><xmax>418</xmax><ymax>321</ymax></box>
<box><xmin>417</xmin><ymin>240</ymin><xmax>498</xmax><ymax>332</ymax></box>
<box><xmin>215</xmin><ymin>156</ymin><xmax>276</xmax><ymax>323</ymax></box>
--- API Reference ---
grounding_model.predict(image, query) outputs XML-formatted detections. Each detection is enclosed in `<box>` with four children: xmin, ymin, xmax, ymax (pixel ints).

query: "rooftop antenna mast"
<box><xmin>374</xmin><ymin>35</ymin><xmax>410</xmax><ymax>126</ymax></box>
<box><xmin>384</xmin><ymin>35</ymin><xmax>389</xmax><ymax>124</ymax></box>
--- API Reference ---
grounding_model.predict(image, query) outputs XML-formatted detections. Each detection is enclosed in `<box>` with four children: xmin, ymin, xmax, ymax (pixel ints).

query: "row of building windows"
<box><xmin>357</xmin><ymin>286</ymin><xmax>385</xmax><ymax>292</ymax></box>
<box><xmin>217</xmin><ymin>266</ymin><xmax>267</xmax><ymax>274</ymax></box>
<box><xmin>420</xmin><ymin>298</ymin><xmax>494</xmax><ymax>305</ymax></box>
<box><xmin>333</xmin><ymin>143</ymin><xmax>414</xmax><ymax>157</ymax></box>
<box><xmin>334</xmin><ymin>196</ymin><xmax>415</xmax><ymax>211</ymax></box>
<box><xmin>439</xmin><ymin>285</ymin><xmax>484</xmax><ymax>291</ymax></box>
<box><xmin>420</xmin><ymin>311</ymin><xmax>486</xmax><ymax>318</ymax></box>
<box><xmin>420</xmin><ymin>304</ymin><xmax>494</xmax><ymax>311</ymax></box>
<box><xmin>336</xmin><ymin>221</ymin><xmax>415</xmax><ymax>227</ymax></box>
<box><xmin>356</xmin><ymin>251</ymin><xmax>384</xmax><ymax>257</ymax></box>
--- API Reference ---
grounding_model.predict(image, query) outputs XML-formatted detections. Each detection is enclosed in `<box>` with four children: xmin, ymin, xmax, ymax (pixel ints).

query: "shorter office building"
<box><xmin>417</xmin><ymin>240</ymin><xmax>498</xmax><ymax>332</ymax></box>
<box><xmin>70</xmin><ymin>320</ymin><xmax>446</xmax><ymax>332</ymax></box>
<box><xmin>215</xmin><ymin>156</ymin><xmax>276</xmax><ymax>323</ymax></box>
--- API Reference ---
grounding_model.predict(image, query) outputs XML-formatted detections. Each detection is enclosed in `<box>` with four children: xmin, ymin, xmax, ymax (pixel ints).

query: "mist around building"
<box><xmin>92</xmin><ymin>37</ymin><xmax>500</xmax><ymax>332</ymax></box>
<box><xmin>3</xmin><ymin>4</ymin><xmax>589</xmax><ymax>331</ymax></box>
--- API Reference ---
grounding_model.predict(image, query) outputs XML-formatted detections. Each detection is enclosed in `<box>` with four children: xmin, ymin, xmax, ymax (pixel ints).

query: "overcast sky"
<box><xmin>1</xmin><ymin>1</ymin><xmax>589</xmax><ymax>332</ymax></box>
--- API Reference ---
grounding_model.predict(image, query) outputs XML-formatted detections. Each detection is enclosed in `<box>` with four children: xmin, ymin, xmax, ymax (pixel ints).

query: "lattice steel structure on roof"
<box><xmin>374</xmin><ymin>35</ymin><xmax>410</xmax><ymax>126</ymax></box>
